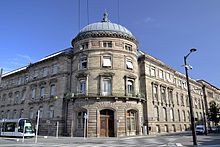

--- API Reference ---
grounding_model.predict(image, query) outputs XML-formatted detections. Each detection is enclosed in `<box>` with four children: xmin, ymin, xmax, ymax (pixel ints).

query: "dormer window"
<box><xmin>125</xmin><ymin>43</ymin><xmax>132</xmax><ymax>51</ymax></box>
<box><xmin>103</xmin><ymin>41</ymin><xmax>112</xmax><ymax>48</ymax></box>
<box><xmin>79</xmin><ymin>42</ymin><xmax>89</xmax><ymax>50</ymax></box>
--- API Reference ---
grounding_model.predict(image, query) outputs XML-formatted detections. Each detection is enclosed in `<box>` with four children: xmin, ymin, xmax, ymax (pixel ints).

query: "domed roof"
<box><xmin>72</xmin><ymin>12</ymin><xmax>138</xmax><ymax>46</ymax></box>
<box><xmin>79</xmin><ymin>12</ymin><xmax>133</xmax><ymax>37</ymax></box>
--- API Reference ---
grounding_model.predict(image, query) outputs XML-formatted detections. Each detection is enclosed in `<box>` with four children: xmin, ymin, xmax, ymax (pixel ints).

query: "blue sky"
<box><xmin>0</xmin><ymin>0</ymin><xmax>219</xmax><ymax>88</ymax></box>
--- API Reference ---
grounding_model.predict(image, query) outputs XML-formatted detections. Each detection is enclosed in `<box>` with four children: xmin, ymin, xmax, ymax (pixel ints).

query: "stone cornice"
<box><xmin>72</xmin><ymin>31</ymin><xmax>138</xmax><ymax>47</ymax></box>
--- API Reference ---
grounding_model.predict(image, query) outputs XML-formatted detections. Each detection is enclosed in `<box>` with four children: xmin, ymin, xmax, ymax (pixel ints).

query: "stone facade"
<box><xmin>0</xmin><ymin>13</ymin><xmax>219</xmax><ymax>137</ymax></box>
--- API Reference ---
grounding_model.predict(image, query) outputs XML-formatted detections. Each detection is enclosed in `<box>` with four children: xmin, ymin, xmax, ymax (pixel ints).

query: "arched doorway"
<box><xmin>100</xmin><ymin>109</ymin><xmax>114</xmax><ymax>137</ymax></box>
<box><xmin>126</xmin><ymin>109</ymin><xmax>138</xmax><ymax>136</ymax></box>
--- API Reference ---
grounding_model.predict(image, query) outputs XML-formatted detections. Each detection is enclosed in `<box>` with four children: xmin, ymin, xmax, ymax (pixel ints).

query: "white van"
<box><xmin>196</xmin><ymin>125</ymin><xmax>205</xmax><ymax>134</ymax></box>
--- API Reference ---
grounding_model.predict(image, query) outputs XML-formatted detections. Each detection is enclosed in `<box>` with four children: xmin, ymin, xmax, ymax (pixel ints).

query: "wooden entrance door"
<box><xmin>100</xmin><ymin>109</ymin><xmax>114</xmax><ymax>137</ymax></box>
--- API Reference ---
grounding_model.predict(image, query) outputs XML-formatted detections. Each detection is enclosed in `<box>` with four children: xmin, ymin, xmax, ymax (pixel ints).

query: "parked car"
<box><xmin>208</xmin><ymin>126</ymin><xmax>217</xmax><ymax>133</ymax></box>
<box><xmin>196</xmin><ymin>125</ymin><xmax>205</xmax><ymax>134</ymax></box>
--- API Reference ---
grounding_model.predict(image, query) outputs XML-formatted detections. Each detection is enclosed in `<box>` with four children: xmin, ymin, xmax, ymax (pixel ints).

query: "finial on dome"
<box><xmin>102</xmin><ymin>10</ymin><xmax>110</xmax><ymax>22</ymax></box>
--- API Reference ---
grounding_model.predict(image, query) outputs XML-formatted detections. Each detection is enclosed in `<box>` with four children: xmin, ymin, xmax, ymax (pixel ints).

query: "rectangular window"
<box><xmin>168</xmin><ymin>89</ymin><xmax>173</xmax><ymax>104</ymax></box>
<box><xmin>103</xmin><ymin>41</ymin><xmax>112</xmax><ymax>48</ymax></box>
<box><xmin>80</xmin><ymin>56</ymin><xmax>87</xmax><ymax>69</ymax></box>
<box><xmin>125</xmin><ymin>43</ymin><xmax>132</xmax><ymax>51</ymax></box>
<box><xmin>48</xmin><ymin>106</ymin><xmax>54</xmax><ymax>118</ymax></box>
<box><xmin>52</xmin><ymin>64</ymin><xmax>59</xmax><ymax>75</ymax></box>
<box><xmin>150</xmin><ymin>67</ymin><xmax>156</xmax><ymax>77</ymax></box>
<box><xmin>102</xmin><ymin>56</ymin><xmax>112</xmax><ymax>67</ymax></box>
<box><xmin>42</xmin><ymin>67</ymin><xmax>48</xmax><ymax>77</ymax></box>
<box><xmin>79</xmin><ymin>80</ymin><xmax>86</xmax><ymax>94</ymax></box>
<box><xmin>161</xmin><ymin>87</ymin><xmax>166</xmax><ymax>103</ymax></box>
<box><xmin>207</xmin><ymin>91</ymin><xmax>214</xmax><ymax>98</ymax></box>
<box><xmin>77</xmin><ymin>111</ymin><xmax>86</xmax><ymax>129</ymax></box>
<box><xmin>50</xmin><ymin>84</ymin><xmax>56</xmax><ymax>96</ymax></box>
<box><xmin>102</xmin><ymin>78</ymin><xmax>111</xmax><ymax>96</ymax></box>
<box><xmin>159</xmin><ymin>70</ymin><xmax>163</xmax><ymax>79</ymax></box>
<box><xmin>29</xmin><ymin>108</ymin><xmax>34</xmax><ymax>119</ymax></box>
<box><xmin>127</xmin><ymin>80</ymin><xmax>134</xmax><ymax>95</ymax></box>
<box><xmin>153</xmin><ymin>85</ymin><xmax>158</xmax><ymax>101</ymax></box>
<box><xmin>126</xmin><ymin>59</ymin><xmax>133</xmax><ymax>70</ymax></box>
<box><xmin>176</xmin><ymin>92</ymin><xmax>179</xmax><ymax>105</ymax></box>
<box><xmin>40</xmin><ymin>87</ymin><xmax>45</xmax><ymax>98</ymax></box>
<box><xmin>39</xmin><ymin>107</ymin><xmax>43</xmax><ymax>118</ymax></box>
<box><xmin>31</xmin><ymin>88</ymin><xmax>36</xmax><ymax>99</ymax></box>
<box><xmin>79</xmin><ymin>42</ymin><xmax>89</xmax><ymax>50</ymax></box>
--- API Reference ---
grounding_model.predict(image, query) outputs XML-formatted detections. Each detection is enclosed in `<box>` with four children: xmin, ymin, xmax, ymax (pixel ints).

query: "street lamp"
<box><xmin>184</xmin><ymin>48</ymin><xmax>197</xmax><ymax>146</ymax></box>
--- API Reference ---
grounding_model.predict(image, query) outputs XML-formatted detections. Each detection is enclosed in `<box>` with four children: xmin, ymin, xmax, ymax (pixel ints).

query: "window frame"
<box><xmin>102</xmin><ymin>55</ymin><xmax>112</xmax><ymax>68</ymax></box>
<box><xmin>102</xmin><ymin>78</ymin><xmax>112</xmax><ymax>96</ymax></box>
<box><xmin>103</xmin><ymin>41</ymin><xmax>112</xmax><ymax>48</ymax></box>
<box><xmin>79</xmin><ymin>56</ymin><xmax>88</xmax><ymax>69</ymax></box>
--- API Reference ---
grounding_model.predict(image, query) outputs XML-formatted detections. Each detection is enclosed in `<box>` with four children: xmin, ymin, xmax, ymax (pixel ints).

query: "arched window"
<box><xmin>126</xmin><ymin>110</ymin><xmax>137</xmax><ymax>133</ymax></box>
<box><xmin>77</xmin><ymin>111</ymin><xmax>87</xmax><ymax>129</ymax></box>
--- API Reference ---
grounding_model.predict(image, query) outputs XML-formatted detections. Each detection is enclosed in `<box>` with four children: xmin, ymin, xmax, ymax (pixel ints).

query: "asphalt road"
<box><xmin>0</xmin><ymin>132</ymin><xmax>220</xmax><ymax>147</ymax></box>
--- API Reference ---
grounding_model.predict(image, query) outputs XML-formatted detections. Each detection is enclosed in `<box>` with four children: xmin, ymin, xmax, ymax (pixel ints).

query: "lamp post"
<box><xmin>184</xmin><ymin>48</ymin><xmax>197</xmax><ymax>146</ymax></box>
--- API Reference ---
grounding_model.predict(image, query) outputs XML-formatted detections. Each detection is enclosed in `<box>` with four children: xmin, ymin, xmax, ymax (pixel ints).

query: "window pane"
<box><xmin>126</xmin><ymin>60</ymin><xmax>133</xmax><ymax>69</ymax></box>
<box><xmin>79</xmin><ymin>80</ymin><xmax>86</xmax><ymax>94</ymax></box>
<box><xmin>103</xmin><ymin>57</ymin><xmax>111</xmax><ymax>67</ymax></box>
<box><xmin>50</xmin><ymin>85</ymin><xmax>56</xmax><ymax>96</ymax></box>
<box><xmin>80</xmin><ymin>56</ymin><xmax>87</xmax><ymax>69</ymax></box>
<box><xmin>102</xmin><ymin>79</ymin><xmax>111</xmax><ymax>96</ymax></box>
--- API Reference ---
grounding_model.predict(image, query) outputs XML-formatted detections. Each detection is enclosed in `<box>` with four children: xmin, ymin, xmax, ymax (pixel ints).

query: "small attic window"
<box><xmin>125</xmin><ymin>43</ymin><xmax>132</xmax><ymax>51</ymax></box>
<box><xmin>79</xmin><ymin>42</ymin><xmax>89</xmax><ymax>50</ymax></box>
<box><xmin>103</xmin><ymin>41</ymin><xmax>112</xmax><ymax>48</ymax></box>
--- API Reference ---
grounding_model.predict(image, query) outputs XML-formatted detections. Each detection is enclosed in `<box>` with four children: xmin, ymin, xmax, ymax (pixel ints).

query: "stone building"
<box><xmin>0</xmin><ymin>13</ymin><xmax>219</xmax><ymax>137</ymax></box>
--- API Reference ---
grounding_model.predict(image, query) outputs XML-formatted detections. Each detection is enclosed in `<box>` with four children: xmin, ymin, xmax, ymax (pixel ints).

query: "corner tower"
<box><xmin>68</xmin><ymin>13</ymin><xmax>145</xmax><ymax>137</ymax></box>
